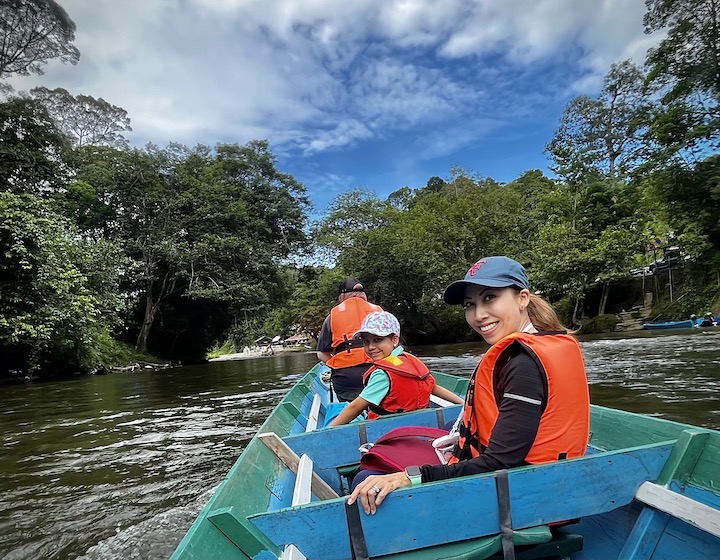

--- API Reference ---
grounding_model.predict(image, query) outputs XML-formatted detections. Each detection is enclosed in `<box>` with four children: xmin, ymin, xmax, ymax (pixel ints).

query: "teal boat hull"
<box><xmin>171</xmin><ymin>363</ymin><xmax>720</xmax><ymax>560</ymax></box>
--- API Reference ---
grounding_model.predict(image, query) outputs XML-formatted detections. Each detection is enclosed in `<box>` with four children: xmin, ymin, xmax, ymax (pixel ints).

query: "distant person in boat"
<box><xmin>348</xmin><ymin>256</ymin><xmax>590</xmax><ymax>515</ymax></box>
<box><xmin>328</xmin><ymin>311</ymin><xmax>464</xmax><ymax>427</ymax></box>
<box><xmin>317</xmin><ymin>278</ymin><xmax>383</xmax><ymax>401</ymax></box>
<box><xmin>700</xmin><ymin>312</ymin><xmax>716</xmax><ymax>327</ymax></box>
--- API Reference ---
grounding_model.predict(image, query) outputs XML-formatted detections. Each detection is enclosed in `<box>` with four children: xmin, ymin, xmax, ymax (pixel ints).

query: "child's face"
<box><xmin>361</xmin><ymin>333</ymin><xmax>399</xmax><ymax>360</ymax></box>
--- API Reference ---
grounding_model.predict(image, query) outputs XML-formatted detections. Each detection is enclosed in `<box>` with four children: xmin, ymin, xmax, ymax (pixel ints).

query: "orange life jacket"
<box><xmin>325</xmin><ymin>298</ymin><xmax>383</xmax><ymax>369</ymax></box>
<box><xmin>450</xmin><ymin>331</ymin><xmax>589</xmax><ymax>465</ymax></box>
<box><xmin>362</xmin><ymin>352</ymin><xmax>436</xmax><ymax>420</ymax></box>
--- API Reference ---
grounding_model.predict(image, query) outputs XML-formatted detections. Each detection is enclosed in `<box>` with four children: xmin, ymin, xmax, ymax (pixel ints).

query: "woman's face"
<box><xmin>361</xmin><ymin>333</ymin><xmax>399</xmax><ymax>360</ymax></box>
<box><xmin>462</xmin><ymin>285</ymin><xmax>529</xmax><ymax>345</ymax></box>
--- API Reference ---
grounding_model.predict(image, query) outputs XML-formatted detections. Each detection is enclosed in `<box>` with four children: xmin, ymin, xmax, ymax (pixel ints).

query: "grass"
<box><xmin>92</xmin><ymin>332</ymin><xmax>165</xmax><ymax>368</ymax></box>
<box><xmin>207</xmin><ymin>339</ymin><xmax>238</xmax><ymax>359</ymax></box>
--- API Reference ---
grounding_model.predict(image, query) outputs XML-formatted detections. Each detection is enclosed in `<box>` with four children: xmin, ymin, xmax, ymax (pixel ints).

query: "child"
<box><xmin>328</xmin><ymin>311</ymin><xmax>463</xmax><ymax>427</ymax></box>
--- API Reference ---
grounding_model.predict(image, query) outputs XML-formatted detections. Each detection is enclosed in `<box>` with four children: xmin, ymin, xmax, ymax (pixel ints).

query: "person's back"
<box><xmin>316</xmin><ymin>278</ymin><xmax>382</xmax><ymax>401</ymax></box>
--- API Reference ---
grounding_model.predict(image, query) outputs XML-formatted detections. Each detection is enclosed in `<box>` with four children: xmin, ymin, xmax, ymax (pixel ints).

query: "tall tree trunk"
<box><xmin>572</xmin><ymin>296</ymin><xmax>584</xmax><ymax>327</ymax></box>
<box><xmin>135</xmin><ymin>265</ymin><xmax>177</xmax><ymax>353</ymax></box>
<box><xmin>136</xmin><ymin>291</ymin><xmax>159</xmax><ymax>353</ymax></box>
<box><xmin>598</xmin><ymin>281</ymin><xmax>610</xmax><ymax>316</ymax></box>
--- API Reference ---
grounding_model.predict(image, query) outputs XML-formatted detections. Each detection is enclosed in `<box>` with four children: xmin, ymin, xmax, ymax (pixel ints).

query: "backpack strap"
<box><xmin>375</xmin><ymin>426</ymin><xmax>449</xmax><ymax>444</ymax></box>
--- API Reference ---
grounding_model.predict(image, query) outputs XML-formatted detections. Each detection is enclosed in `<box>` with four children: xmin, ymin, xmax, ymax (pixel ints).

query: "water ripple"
<box><xmin>1</xmin><ymin>339</ymin><xmax>718</xmax><ymax>560</ymax></box>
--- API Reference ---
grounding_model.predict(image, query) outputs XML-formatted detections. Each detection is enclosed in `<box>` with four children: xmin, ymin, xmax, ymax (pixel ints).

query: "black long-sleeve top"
<box><xmin>420</xmin><ymin>344</ymin><xmax>548</xmax><ymax>482</ymax></box>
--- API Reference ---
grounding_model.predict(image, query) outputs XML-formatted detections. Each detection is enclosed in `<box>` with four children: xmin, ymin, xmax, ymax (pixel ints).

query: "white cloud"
<box><xmin>4</xmin><ymin>0</ymin><xmax>661</xmax><ymax>179</ymax></box>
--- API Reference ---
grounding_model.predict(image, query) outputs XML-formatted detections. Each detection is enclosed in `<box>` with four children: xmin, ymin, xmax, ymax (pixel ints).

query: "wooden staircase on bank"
<box><xmin>614</xmin><ymin>293</ymin><xmax>653</xmax><ymax>331</ymax></box>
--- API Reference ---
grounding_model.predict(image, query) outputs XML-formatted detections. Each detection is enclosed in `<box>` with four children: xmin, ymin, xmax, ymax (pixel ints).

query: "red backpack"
<box><xmin>359</xmin><ymin>426</ymin><xmax>449</xmax><ymax>473</ymax></box>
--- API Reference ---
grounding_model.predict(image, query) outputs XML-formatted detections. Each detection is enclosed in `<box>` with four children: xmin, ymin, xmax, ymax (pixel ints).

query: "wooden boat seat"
<box><xmin>617</xmin><ymin>429</ymin><xmax>720</xmax><ymax>559</ymax></box>
<box><xmin>257</xmin><ymin>432</ymin><xmax>339</xmax><ymax>501</ymax></box>
<box><xmin>257</xmin><ymin>432</ymin><xmax>344</xmax><ymax>559</ymax></box>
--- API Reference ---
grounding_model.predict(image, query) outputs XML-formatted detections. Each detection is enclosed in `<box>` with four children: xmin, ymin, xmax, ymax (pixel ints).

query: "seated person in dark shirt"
<box><xmin>348</xmin><ymin>256</ymin><xmax>590</xmax><ymax>515</ymax></box>
<box><xmin>317</xmin><ymin>278</ymin><xmax>383</xmax><ymax>401</ymax></box>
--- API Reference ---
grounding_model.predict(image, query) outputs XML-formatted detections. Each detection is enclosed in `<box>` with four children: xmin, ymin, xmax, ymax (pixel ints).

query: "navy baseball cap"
<box><xmin>443</xmin><ymin>256</ymin><xmax>530</xmax><ymax>305</ymax></box>
<box><xmin>338</xmin><ymin>277</ymin><xmax>364</xmax><ymax>295</ymax></box>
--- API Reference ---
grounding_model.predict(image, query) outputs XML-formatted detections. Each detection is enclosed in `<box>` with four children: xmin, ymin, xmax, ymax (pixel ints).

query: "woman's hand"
<box><xmin>347</xmin><ymin>471</ymin><xmax>412</xmax><ymax>515</ymax></box>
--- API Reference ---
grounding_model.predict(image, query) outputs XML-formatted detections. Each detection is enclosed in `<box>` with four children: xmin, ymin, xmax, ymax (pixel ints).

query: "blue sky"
<box><xmin>6</xmin><ymin>0</ymin><xmax>661</xmax><ymax>217</ymax></box>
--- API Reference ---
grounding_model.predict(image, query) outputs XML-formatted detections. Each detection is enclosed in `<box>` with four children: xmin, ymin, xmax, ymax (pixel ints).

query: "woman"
<box><xmin>348</xmin><ymin>256</ymin><xmax>590</xmax><ymax>515</ymax></box>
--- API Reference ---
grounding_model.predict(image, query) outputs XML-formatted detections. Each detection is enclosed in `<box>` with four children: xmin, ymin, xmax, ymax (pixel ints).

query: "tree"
<box><xmin>530</xmin><ymin>223</ymin><xmax>599</xmax><ymax>325</ymax></box>
<box><xmin>593</xmin><ymin>227</ymin><xmax>645</xmax><ymax>315</ymax></box>
<box><xmin>73</xmin><ymin>141</ymin><xmax>310</xmax><ymax>356</ymax></box>
<box><xmin>31</xmin><ymin>86</ymin><xmax>132</xmax><ymax>148</ymax></box>
<box><xmin>546</xmin><ymin>60</ymin><xmax>654</xmax><ymax>183</ymax></box>
<box><xmin>0</xmin><ymin>193</ymin><xmax>122</xmax><ymax>378</ymax></box>
<box><xmin>649</xmin><ymin>154</ymin><xmax>720</xmax><ymax>270</ymax></box>
<box><xmin>0</xmin><ymin>97</ymin><xmax>70</xmax><ymax>194</ymax></box>
<box><xmin>313</xmin><ymin>187</ymin><xmax>394</xmax><ymax>261</ymax></box>
<box><xmin>0</xmin><ymin>0</ymin><xmax>80</xmax><ymax>92</ymax></box>
<box><xmin>318</xmin><ymin>173</ymin><xmax>534</xmax><ymax>342</ymax></box>
<box><xmin>644</xmin><ymin>0</ymin><xmax>720</xmax><ymax>158</ymax></box>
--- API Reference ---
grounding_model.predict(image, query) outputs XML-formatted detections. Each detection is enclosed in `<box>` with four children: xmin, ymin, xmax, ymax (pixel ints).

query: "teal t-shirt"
<box><xmin>359</xmin><ymin>345</ymin><xmax>404</xmax><ymax>405</ymax></box>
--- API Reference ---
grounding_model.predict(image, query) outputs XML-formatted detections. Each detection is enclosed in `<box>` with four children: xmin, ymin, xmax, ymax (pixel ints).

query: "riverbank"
<box><xmin>209</xmin><ymin>345</ymin><xmax>314</xmax><ymax>362</ymax></box>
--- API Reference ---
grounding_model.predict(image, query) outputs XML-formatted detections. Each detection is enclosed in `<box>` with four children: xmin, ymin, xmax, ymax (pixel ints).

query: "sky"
<box><xmin>6</xmin><ymin>0</ymin><xmax>662</xmax><ymax>217</ymax></box>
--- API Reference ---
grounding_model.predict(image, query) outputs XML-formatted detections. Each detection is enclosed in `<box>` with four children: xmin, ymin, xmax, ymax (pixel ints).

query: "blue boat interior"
<box><xmin>172</xmin><ymin>365</ymin><xmax>720</xmax><ymax>560</ymax></box>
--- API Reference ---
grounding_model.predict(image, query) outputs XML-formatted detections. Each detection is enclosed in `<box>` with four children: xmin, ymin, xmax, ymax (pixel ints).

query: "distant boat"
<box><xmin>170</xmin><ymin>362</ymin><xmax>720</xmax><ymax>560</ymax></box>
<box><xmin>643</xmin><ymin>319</ymin><xmax>695</xmax><ymax>330</ymax></box>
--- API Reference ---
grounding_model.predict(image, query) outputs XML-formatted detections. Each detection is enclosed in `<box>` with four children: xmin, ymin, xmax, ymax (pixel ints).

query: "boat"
<box><xmin>170</xmin><ymin>362</ymin><xmax>720</xmax><ymax>560</ymax></box>
<box><xmin>643</xmin><ymin>319</ymin><xmax>695</xmax><ymax>330</ymax></box>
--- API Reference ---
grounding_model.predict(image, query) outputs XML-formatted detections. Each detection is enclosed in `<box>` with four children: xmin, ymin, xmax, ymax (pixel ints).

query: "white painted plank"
<box><xmin>257</xmin><ymin>432</ymin><xmax>339</xmax><ymax>500</ymax></box>
<box><xmin>292</xmin><ymin>454</ymin><xmax>313</xmax><ymax>506</ymax></box>
<box><xmin>430</xmin><ymin>394</ymin><xmax>454</xmax><ymax>407</ymax></box>
<box><xmin>280</xmin><ymin>544</ymin><xmax>307</xmax><ymax>560</ymax></box>
<box><xmin>635</xmin><ymin>481</ymin><xmax>720</xmax><ymax>538</ymax></box>
<box><xmin>306</xmin><ymin>394</ymin><xmax>322</xmax><ymax>432</ymax></box>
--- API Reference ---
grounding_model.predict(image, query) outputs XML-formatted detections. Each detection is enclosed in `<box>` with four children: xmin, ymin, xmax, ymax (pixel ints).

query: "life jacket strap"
<box><xmin>333</xmin><ymin>336</ymin><xmax>364</xmax><ymax>354</ymax></box>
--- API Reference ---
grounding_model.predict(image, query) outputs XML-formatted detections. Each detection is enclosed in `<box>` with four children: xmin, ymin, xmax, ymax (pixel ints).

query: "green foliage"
<box><xmin>531</xmin><ymin>223</ymin><xmax>598</xmax><ymax>301</ymax></box>
<box><xmin>648</xmin><ymin>155</ymin><xmax>720</xmax><ymax>271</ymax></box>
<box><xmin>580</xmin><ymin>314</ymin><xmax>621</xmax><ymax>334</ymax></box>
<box><xmin>546</xmin><ymin>60</ymin><xmax>653</xmax><ymax>183</ymax></box>
<box><xmin>53</xmin><ymin>179</ymin><xmax>112</xmax><ymax>235</ymax></box>
<box><xmin>313</xmin><ymin>187</ymin><xmax>394</xmax><ymax>262</ymax></box>
<box><xmin>0</xmin><ymin>193</ymin><xmax>121</xmax><ymax>377</ymax></box>
<box><xmin>644</xmin><ymin>0</ymin><xmax>720</xmax><ymax>158</ymax></box>
<box><xmin>550</xmin><ymin>296</ymin><xmax>576</xmax><ymax>326</ymax></box>
<box><xmin>72</xmin><ymin>140</ymin><xmax>310</xmax><ymax>356</ymax></box>
<box><xmin>6</xmin><ymin>4</ymin><xmax>720</xmax><ymax>374</ymax></box>
<box><xmin>650</xmin><ymin>274</ymin><xmax>720</xmax><ymax>321</ymax></box>
<box><xmin>0</xmin><ymin>97</ymin><xmax>70</xmax><ymax>194</ymax></box>
<box><xmin>85</xmin><ymin>333</ymin><xmax>160</xmax><ymax>369</ymax></box>
<box><xmin>207</xmin><ymin>339</ymin><xmax>238</xmax><ymax>359</ymax></box>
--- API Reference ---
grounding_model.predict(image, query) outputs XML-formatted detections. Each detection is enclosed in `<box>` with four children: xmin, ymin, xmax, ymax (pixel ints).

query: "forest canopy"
<box><xmin>2</xmin><ymin>0</ymin><xmax>720</xmax><ymax>379</ymax></box>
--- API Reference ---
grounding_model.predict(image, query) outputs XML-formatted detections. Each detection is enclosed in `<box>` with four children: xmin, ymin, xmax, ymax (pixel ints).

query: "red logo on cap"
<box><xmin>468</xmin><ymin>259</ymin><xmax>487</xmax><ymax>276</ymax></box>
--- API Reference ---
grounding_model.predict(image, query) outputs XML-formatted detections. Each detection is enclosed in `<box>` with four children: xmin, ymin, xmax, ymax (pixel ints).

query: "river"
<box><xmin>1</xmin><ymin>330</ymin><xmax>719</xmax><ymax>559</ymax></box>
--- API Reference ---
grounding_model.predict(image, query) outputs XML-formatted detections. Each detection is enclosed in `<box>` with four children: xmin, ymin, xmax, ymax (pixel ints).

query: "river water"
<box><xmin>1</xmin><ymin>330</ymin><xmax>719</xmax><ymax>559</ymax></box>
